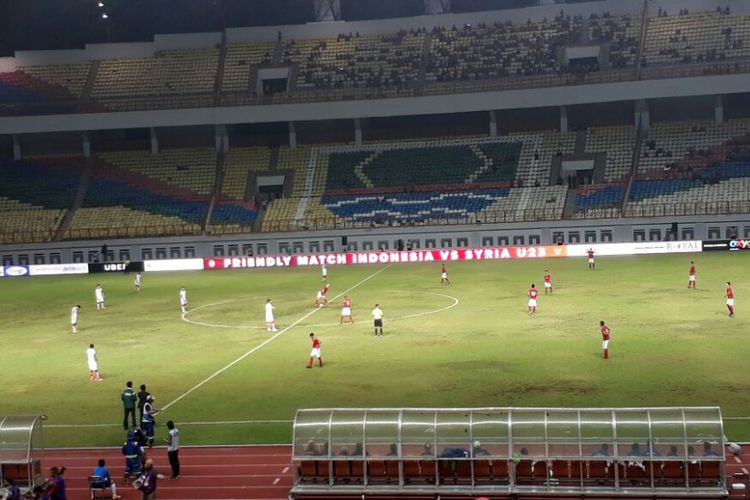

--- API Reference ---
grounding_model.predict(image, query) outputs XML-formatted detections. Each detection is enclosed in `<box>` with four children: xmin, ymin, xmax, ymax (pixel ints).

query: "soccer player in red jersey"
<box><xmin>688</xmin><ymin>261</ymin><xmax>696</xmax><ymax>288</ymax></box>
<box><xmin>543</xmin><ymin>270</ymin><xmax>553</xmax><ymax>294</ymax></box>
<box><xmin>441</xmin><ymin>264</ymin><xmax>450</xmax><ymax>285</ymax></box>
<box><xmin>587</xmin><ymin>248</ymin><xmax>595</xmax><ymax>270</ymax></box>
<box><xmin>725</xmin><ymin>282</ymin><xmax>735</xmax><ymax>317</ymax></box>
<box><xmin>339</xmin><ymin>296</ymin><xmax>354</xmax><ymax>325</ymax></box>
<box><xmin>527</xmin><ymin>284</ymin><xmax>538</xmax><ymax>315</ymax></box>
<box><xmin>315</xmin><ymin>284</ymin><xmax>330</xmax><ymax>307</ymax></box>
<box><xmin>307</xmin><ymin>332</ymin><xmax>323</xmax><ymax>368</ymax></box>
<box><xmin>599</xmin><ymin>321</ymin><xmax>611</xmax><ymax>360</ymax></box>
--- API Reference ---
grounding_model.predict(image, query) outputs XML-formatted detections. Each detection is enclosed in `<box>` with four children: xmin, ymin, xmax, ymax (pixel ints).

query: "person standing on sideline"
<box><xmin>137</xmin><ymin>384</ymin><xmax>150</xmax><ymax>423</ymax></box>
<box><xmin>544</xmin><ymin>270</ymin><xmax>553</xmax><ymax>294</ymax></box>
<box><xmin>122</xmin><ymin>381</ymin><xmax>138</xmax><ymax>429</ymax></box>
<box><xmin>92</xmin><ymin>459</ymin><xmax>121</xmax><ymax>499</ymax></box>
<box><xmin>725</xmin><ymin>281</ymin><xmax>735</xmax><ymax>317</ymax></box>
<box><xmin>688</xmin><ymin>261</ymin><xmax>696</xmax><ymax>288</ymax></box>
<box><xmin>179</xmin><ymin>287</ymin><xmax>188</xmax><ymax>314</ymax></box>
<box><xmin>136</xmin><ymin>459</ymin><xmax>166</xmax><ymax>500</ymax></box>
<box><xmin>371</xmin><ymin>304</ymin><xmax>384</xmax><ymax>336</ymax></box>
<box><xmin>141</xmin><ymin>395</ymin><xmax>158</xmax><ymax>448</ymax></box>
<box><xmin>70</xmin><ymin>305</ymin><xmax>81</xmax><ymax>334</ymax></box>
<box><xmin>265</xmin><ymin>299</ymin><xmax>278</xmax><ymax>332</ymax></box>
<box><xmin>87</xmin><ymin>344</ymin><xmax>102</xmax><ymax>382</ymax></box>
<box><xmin>587</xmin><ymin>248</ymin><xmax>596</xmax><ymax>270</ymax></box>
<box><xmin>165</xmin><ymin>420</ymin><xmax>181</xmax><ymax>479</ymax></box>
<box><xmin>307</xmin><ymin>332</ymin><xmax>323</xmax><ymax>368</ymax></box>
<box><xmin>134</xmin><ymin>272</ymin><xmax>142</xmax><ymax>292</ymax></box>
<box><xmin>441</xmin><ymin>264</ymin><xmax>450</xmax><ymax>285</ymax></box>
<box><xmin>47</xmin><ymin>467</ymin><xmax>67</xmax><ymax>500</ymax></box>
<box><xmin>600</xmin><ymin>321</ymin><xmax>611</xmax><ymax>360</ymax></box>
<box><xmin>321</xmin><ymin>263</ymin><xmax>328</xmax><ymax>281</ymax></box>
<box><xmin>95</xmin><ymin>284</ymin><xmax>106</xmax><ymax>310</ymax></box>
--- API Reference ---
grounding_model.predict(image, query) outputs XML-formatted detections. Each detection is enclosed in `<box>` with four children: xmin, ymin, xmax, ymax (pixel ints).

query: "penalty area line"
<box><xmin>161</xmin><ymin>265</ymin><xmax>391</xmax><ymax>413</ymax></box>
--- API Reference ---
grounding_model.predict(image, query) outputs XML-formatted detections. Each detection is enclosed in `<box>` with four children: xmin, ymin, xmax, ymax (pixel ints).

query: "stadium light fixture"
<box><xmin>98</xmin><ymin>1</ymin><xmax>104</xmax><ymax>6</ymax></box>
<box><xmin>101</xmin><ymin>13</ymin><xmax>109</xmax><ymax>19</ymax></box>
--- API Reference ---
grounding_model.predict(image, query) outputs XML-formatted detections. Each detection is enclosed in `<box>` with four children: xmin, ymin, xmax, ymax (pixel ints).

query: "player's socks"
<box><xmin>308</xmin><ymin>357</ymin><xmax>314</xmax><ymax>368</ymax></box>
<box><xmin>604</xmin><ymin>349</ymin><xmax>608</xmax><ymax>359</ymax></box>
<box><xmin>318</xmin><ymin>358</ymin><xmax>323</xmax><ymax>367</ymax></box>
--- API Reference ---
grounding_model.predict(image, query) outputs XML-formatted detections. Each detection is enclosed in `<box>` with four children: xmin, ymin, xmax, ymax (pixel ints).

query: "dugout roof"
<box><xmin>0</xmin><ymin>416</ymin><xmax>43</xmax><ymax>464</ymax></box>
<box><xmin>292</xmin><ymin>407</ymin><xmax>725</xmax><ymax>461</ymax></box>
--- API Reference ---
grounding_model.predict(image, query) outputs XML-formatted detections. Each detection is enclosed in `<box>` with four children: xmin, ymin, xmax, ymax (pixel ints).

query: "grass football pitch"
<box><xmin>0</xmin><ymin>252</ymin><xmax>748</xmax><ymax>448</ymax></box>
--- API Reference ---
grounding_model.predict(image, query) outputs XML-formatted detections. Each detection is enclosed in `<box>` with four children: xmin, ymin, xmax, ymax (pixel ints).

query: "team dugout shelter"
<box><xmin>0</xmin><ymin>416</ymin><xmax>44</xmax><ymax>490</ymax></box>
<box><xmin>291</xmin><ymin>407</ymin><xmax>727</xmax><ymax>498</ymax></box>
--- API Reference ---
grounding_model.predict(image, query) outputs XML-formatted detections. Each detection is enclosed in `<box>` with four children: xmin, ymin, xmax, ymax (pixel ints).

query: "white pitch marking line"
<box><xmin>282</xmin><ymin>467</ymin><xmax>289</xmax><ymax>474</ymax></box>
<box><xmin>272</xmin><ymin>478</ymin><xmax>280</xmax><ymax>485</ymax></box>
<box><xmin>162</xmin><ymin>265</ymin><xmax>391</xmax><ymax>412</ymax></box>
<box><xmin>181</xmin><ymin>291</ymin><xmax>459</xmax><ymax>329</ymax></box>
<box><xmin>46</xmin><ymin>419</ymin><xmax>294</xmax><ymax>429</ymax></box>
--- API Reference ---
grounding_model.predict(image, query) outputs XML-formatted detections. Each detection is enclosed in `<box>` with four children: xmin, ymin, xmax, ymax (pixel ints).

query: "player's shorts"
<box><xmin>316</xmin><ymin>292</ymin><xmax>324</xmax><ymax>300</ymax></box>
<box><xmin>544</xmin><ymin>282</ymin><xmax>551</xmax><ymax>288</ymax></box>
<box><xmin>689</xmin><ymin>275</ymin><xmax>696</xmax><ymax>282</ymax></box>
<box><xmin>310</xmin><ymin>348</ymin><xmax>321</xmax><ymax>358</ymax></box>
<box><xmin>341</xmin><ymin>307</ymin><xmax>351</xmax><ymax>316</ymax></box>
<box><xmin>181</xmin><ymin>300</ymin><xmax>188</xmax><ymax>306</ymax></box>
<box><xmin>88</xmin><ymin>363</ymin><xmax>98</xmax><ymax>371</ymax></box>
<box><xmin>727</xmin><ymin>298</ymin><xmax>734</xmax><ymax>306</ymax></box>
<box><xmin>374</xmin><ymin>319</ymin><xmax>383</xmax><ymax>327</ymax></box>
<box><xmin>528</xmin><ymin>299</ymin><xmax>537</xmax><ymax>307</ymax></box>
<box><xmin>71</xmin><ymin>317</ymin><xmax>77</xmax><ymax>324</ymax></box>
<box><xmin>96</xmin><ymin>299</ymin><xmax>104</xmax><ymax>304</ymax></box>
<box><xmin>265</xmin><ymin>315</ymin><xmax>274</xmax><ymax>323</ymax></box>
<box><xmin>441</xmin><ymin>272</ymin><xmax>448</xmax><ymax>279</ymax></box>
<box><xmin>588</xmin><ymin>258</ymin><xmax>595</xmax><ymax>264</ymax></box>
<box><xmin>602</xmin><ymin>340</ymin><xmax>610</xmax><ymax>350</ymax></box>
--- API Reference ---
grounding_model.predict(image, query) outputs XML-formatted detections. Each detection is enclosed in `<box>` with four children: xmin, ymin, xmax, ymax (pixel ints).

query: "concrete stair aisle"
<box><xmin>203</xmin><ymin>152</ymin><xmax>224</xmax><ymax>233</ymax></box>
<box><xmin>562</xmin><ymin>187</ymin><xmax>578</xmax><ymax>219</ymax></box>
<box><xmin>53</xmin><ymin>158</ymin><xmax>92</xmax><ymax>241</ymax></box>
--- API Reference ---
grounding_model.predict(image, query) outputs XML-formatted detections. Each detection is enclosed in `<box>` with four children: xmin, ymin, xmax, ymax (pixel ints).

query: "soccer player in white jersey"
<box><xmin>265</xmin><ymin>299</ymin><xmax>278</xmax><ymax>332</ymax></box>
<box><xmin>95</xmin><ymin>284</ymin><xmax>106</xmax><ymax>310</ymax></box>
<box><xmin>179</xmin><ymin>287</ymin><xmax>188</xmax><ymax>313</ymax></box>
<box><xmin>134</xmin><ymin>272</ymin><xmax>142</xmax><ymax>292</ymax></box>
<box><xmin>87</xmin><ymin>343</ymin><xmax>102</xmax><ymax>382</ymax></box>
<box><xmin>71</xmin><ymin>305</ymin><xmax>81</xmax><ymax>333</ymax></box>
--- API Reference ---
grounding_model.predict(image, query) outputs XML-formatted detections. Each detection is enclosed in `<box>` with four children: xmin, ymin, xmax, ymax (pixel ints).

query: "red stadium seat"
<box><xmin>660</xmin><ymin>461</ymin><xmax>684</xmax><ymax>485</ymax></box>
<box><xmin>701</xmin><ymin>461</ymin><xmax>721</xmax><ymax>485</ymax></box>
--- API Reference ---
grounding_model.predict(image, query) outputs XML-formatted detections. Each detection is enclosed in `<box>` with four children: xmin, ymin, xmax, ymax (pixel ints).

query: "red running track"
<box><xmin>44</xmin><ymin>444</ymin><xmax>750</xmax><ymax>500</ymax></box>
<box><xmin>43</xmin><ymin>446</ymin><xmax>293</xmax><ymax>500</ymax></box>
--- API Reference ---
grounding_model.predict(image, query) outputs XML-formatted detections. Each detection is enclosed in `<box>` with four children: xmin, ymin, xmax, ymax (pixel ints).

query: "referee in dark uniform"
<box><xmin>137</xmin><ymin>384</ymin><xmax>150</xmax><ymax>423</ymax></box>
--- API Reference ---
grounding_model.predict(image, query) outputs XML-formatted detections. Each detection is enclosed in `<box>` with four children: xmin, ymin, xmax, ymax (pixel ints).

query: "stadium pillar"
<box><xmin>489</xmin><ymin>111</ymin><xmax>497</xmax><ymax>137</ymax></box>
<box><xmin>288</xmin><ymin>121</ymin><xmax>297</xmax><ymax>149</ymax></box>
<box><xmin>635</xmin><ymin>99</ymin><xmax>650</xmax><ymax>131</ymax></box>
<box><xmin>354</xmin><ymin>118</ymin><xmax>363</xmax><ymax>145</ymax></box>
<box><xmin>314</xmin><ymin>0</ymin><xmax>341</xmax><ymax>21</ymax></box>
<box><xmin>12</xmin><ymin>134</ymin><xmax>21</xmax><ymax>160</ymax></box>
<box><xmin>82</xmin><ymin>132</ymin><xmax>91</xmax><ymax>158</ymax></box>
<box><xmin>424</xmin><ymin>0</ymin><xmax>450</xmax><ymax>14</ymax></box>
<box><xmin>560</xmin><ymin>106</ymin><xmax>568</xmax><ymax>133</ymax></box>
<box><xmin>714</xmin><ymin>95</ymin><xmax>724</xmax><ymax>123</ymax></box>
<box><xmin>214</xmin><ymin>125</ymin><xmax>228</xmax><ymax>153</ymax></box>
<box><xmin>150</xmin><ymin>127</ymin><xmax>159</xmax><ymax>154</ymax></box>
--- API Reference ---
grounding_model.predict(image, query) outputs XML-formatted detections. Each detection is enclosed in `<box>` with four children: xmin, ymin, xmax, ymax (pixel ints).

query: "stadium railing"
<box><xmin>624</xmin><ymin>201</ymin><xmax>750</xmax><ymax>218</ymax></box>
<box><xmin>61</xmin><ymin>224</ymin><xmax>202</xmax><ymax>241</ymax></box>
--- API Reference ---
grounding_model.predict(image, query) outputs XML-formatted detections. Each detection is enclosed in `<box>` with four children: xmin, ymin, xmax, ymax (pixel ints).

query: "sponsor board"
<box><xmin>702</xmin><ymin>239</ymin><xmax>750</xmax><ymax>252</ymax></box>
<box><xmin>204</xmin><ymin>245</ymin><xmax>568</xmax><ymax>270</ymax></box>
<box><xmin>144</xmin><ymin>259</ymin><xmax>204</xmax><ymax>272</ymax></box>
<box><xmin>568</xmin><ymin>241</ymin><xmax>702</xmax><ymax>257</ymax></box>
<box><xmin>3</xmin><ymin>265</ymin><xmax>30</xmax><ymax>277</ymax></box>
<box><xmin>29</xmin><ymin>263</ymin><xmax>89</xmax><ymax>276</ymax></box>
<box><xmin>89</xmin><ymin>261</ymin><xmax>145</xmax><ymax>273</ymax></box>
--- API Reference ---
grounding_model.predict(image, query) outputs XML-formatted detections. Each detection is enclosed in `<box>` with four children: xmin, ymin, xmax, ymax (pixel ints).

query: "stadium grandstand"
<box><xmin>0</xmin><ymin>1</ymin><xmax>749</xmax><ymax>499</ymax></box>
